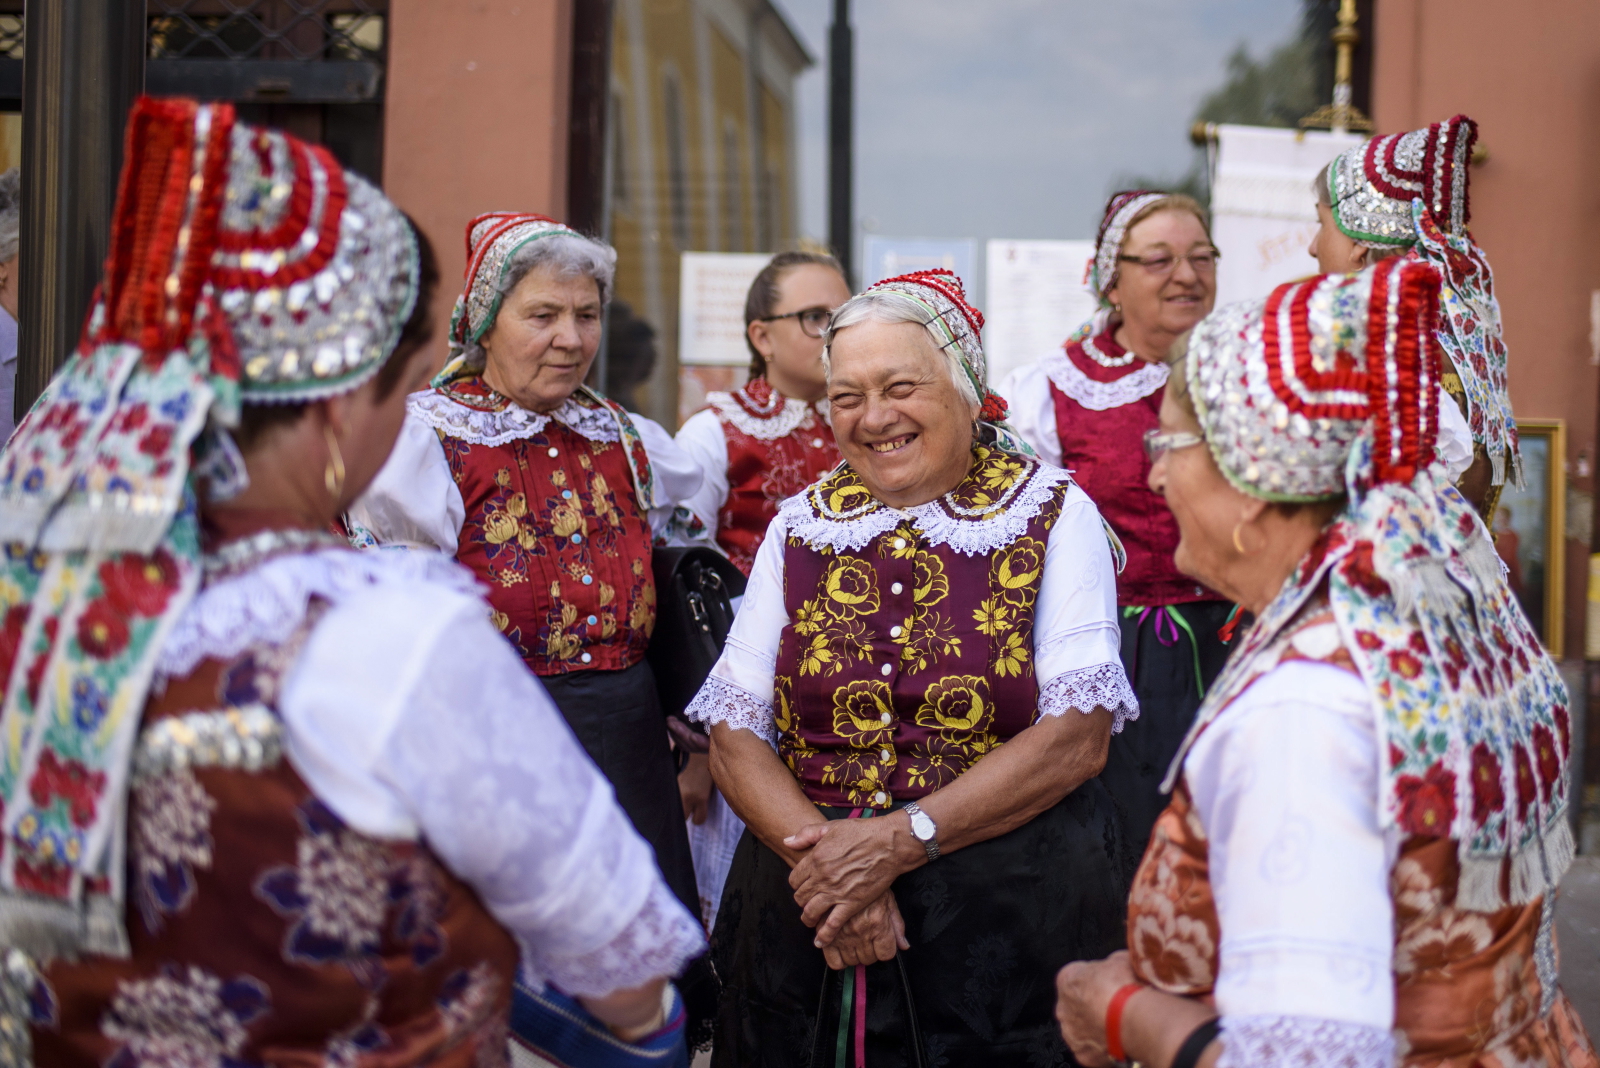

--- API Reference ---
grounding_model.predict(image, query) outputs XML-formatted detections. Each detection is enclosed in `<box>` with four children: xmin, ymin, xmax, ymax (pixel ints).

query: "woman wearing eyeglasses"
<box><xmin>675</xmin><ymin>251</ymin><xmax>851</xmax><ymax>577</ymax></box>
<box><xmin>999</xmin><ymin>191</ymin><xmax>1234</xmax><ymax>884</ymax></box>
<box><xmin>672</xmin><ymin>251</ymin><xmax>850</xmax><ymax>934</ymax></box>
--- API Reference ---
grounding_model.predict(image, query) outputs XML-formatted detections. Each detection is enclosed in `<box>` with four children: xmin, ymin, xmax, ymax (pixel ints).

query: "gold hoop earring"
<box><xmin>1232</xmin><ymin>522</ymin><xmax>1247</xmax><ymax>555</ymax></box>
<box><xmin>323</xmin><ymin>424</ymin><xmax>346</xmax><ymax>501</ymax></box>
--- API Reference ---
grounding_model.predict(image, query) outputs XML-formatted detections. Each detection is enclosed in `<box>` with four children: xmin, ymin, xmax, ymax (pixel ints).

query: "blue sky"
<box><xmin>773</xmin><ymin>0</ymin><xmax>1303</xmax><ymax>261</ymax></box>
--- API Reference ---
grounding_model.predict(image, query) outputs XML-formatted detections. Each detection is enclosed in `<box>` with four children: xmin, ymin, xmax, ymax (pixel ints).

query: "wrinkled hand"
<box><xmin>678</xmin><ymin>753</ymin><xmax>713</xmax><ymax>825</ymax></box>
<box><xmin>821</xmin><ymin>891</ymin><xmax>909</xmax><ymax>970</ymax></box>
<box><xmin>785</xmin><ymin>817</ymin><xmax>914</xmax><ymax>946</ymax></box>
<box><xmin>1055</xmin><ymin>951</ymin><xmax>1138</xmax><ymax>1068</ymax></box>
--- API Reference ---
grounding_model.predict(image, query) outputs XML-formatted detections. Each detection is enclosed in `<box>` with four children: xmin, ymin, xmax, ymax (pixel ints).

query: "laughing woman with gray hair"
<box><xmin>0</xmin><ymin>168</ymin><xmax>19</xmax><ymax>442</ymax></box>
<box><xmin>688</xmin><ymin>269</ymin><xmax>1136</xmax><ymax>1065</ymax></box>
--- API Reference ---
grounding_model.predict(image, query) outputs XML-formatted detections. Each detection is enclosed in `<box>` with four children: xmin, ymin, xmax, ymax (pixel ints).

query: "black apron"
<box><xmin>709</xmin><ymin>782</ymin><xmax>1126</xmax><ymax>1068</ymax></box>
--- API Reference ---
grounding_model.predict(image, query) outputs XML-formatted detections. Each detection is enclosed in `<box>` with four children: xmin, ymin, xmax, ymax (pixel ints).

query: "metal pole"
<box><xmin>827</xmin><ymin>0</ymin><xmax>852</xmax><ymax>287</ymax></box>
<box><xmin>15</xmin><ymin>0</ymin><xmax>145</xmax><ymax>422</ymax></box>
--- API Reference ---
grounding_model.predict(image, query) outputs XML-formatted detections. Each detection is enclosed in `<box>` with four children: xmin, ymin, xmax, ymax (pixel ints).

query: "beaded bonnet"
<box><xmin>1088</xmin><ymin>190</ymin><xmax>1170</xmax><ymax>306</ymax></box>
<box><xmin>441</xmin><ymin>211</ymin><xmax>583</xmax><ymax>375</ymax></box>
<box><xmin>1188</xmin><ymin>260</ymin><xmax>1442</xmax><ymax>502</ymax></box>
<box><xmin>1327</xmin><ymin>115</ymin><xmax>1474</xmax><ymax>247</ymax></box>
<box><xmin>0</xmin><ymin>97</ymin><xmax>419</xmax><ymax>961</ymax></box>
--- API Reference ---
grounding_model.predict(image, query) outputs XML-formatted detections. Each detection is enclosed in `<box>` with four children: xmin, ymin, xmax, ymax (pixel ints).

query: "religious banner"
<box><xmin>1208</xmin><ymin>123</ymin><xmax>1364</xmax><ymax>306</ymax></box>
<box><xmin>984</xmin><ymin>238</ymin><xmax>1097</xmax><ymax>387</ymax></box>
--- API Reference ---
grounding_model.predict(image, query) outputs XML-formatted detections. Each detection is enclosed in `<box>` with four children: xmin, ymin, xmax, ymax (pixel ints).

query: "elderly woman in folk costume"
<box><xmin>688</xmin><ymin>269</ymin><xmax>1138</xmax><ymax>1065</ymax></box>
<box><xmin>0</xmin><ymin>98</ymin><xmax>704</xmax><ymax>1065</ymax></box>
<box><xmin>351</xmin><ymin>213</ymin><xmax>705</xmax><ymax>925</ymax></box>
<box><xmin>672</xmin><ymin>249</ymin><xmax>850</xmax><ymax>931</ymax></box>
<box><xmin>999</xmin><ymin>191</ymin><xmax>1237</xmax><ymax>882</ymax></box>
<box><xmin>1309</xmin><ymin>114</ymin><xmax>1512</xmax><ymax>518</ymax></box>
<box><xmin>1055</xmin><ymin>261</ymin><xmax>1595</xmax><ymax>1068</ymax></box>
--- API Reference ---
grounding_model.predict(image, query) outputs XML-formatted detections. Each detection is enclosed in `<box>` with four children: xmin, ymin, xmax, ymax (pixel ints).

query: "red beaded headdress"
<box><xmin>864</xmin><ymin>269</ymin><xmax>1007</xmax><ymax>421</ymax></box>
<box><xmin>442</xmin><ymin>211</ymin><xmax>581</xmax><ymax>376</ymax></box>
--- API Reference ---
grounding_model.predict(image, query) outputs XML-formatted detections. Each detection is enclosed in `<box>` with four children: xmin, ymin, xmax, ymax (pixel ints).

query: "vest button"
<box><xmin>889</xmin><ymin>625</ymin><xmax>903</xmax><ymax>638</ymax></box>
<box><xmin>891</xmin><ymin>582</ymin><xmax>904</xmax><ymax>595</ymax></box>
<box><xmin>880</xmin><ymin>748</ymin><xmax>891</xmax><ymax>760</ymax></box>
<box><xmin>873</xmin><ymin>791</ymin><xmax>887</xmax><ymax>805</ymax></box>
<box><xmin>893</xmin><ymin>538</ymin><xmax>906</xmax><ymax>550</ymax></box>
<box><xmin>812</xmin><ymin>438</ymin><xmax>824</xmax><ymax>448</ymax></box>
<box><xmin>582</xmin><ymin>575</ymin><xmax>594</xmax><ymax>585</ymax></box>
<box><xmin>587</xmin><ymin>615</ymin><xmax>598</xmax><ymax>625</ymax></box>
<box><xmin>571</xmin><ymin>533</ymin><xmax>583</xmax><ymax>544</ymax></box>
<box><xmin>580</xmin><ymin>652</ymin><xmax>592</xmax><ymax>664</ymax></box>
<box><xmin>880</xmin><ymin>663</ymin><xmax>892</xmax><ymax>676</ymax></box>
<box><xmin>563</xmin><ymin>489</ymin><xmax>574</xmax><ymax>499</ymax></box>
<box><xmin>879</xmin><ymin>712</ymin><xmax>891</xmax><ymax>724</ymax></box>
<box><xmin>548</xmin><ymin>447</ymin><xmax>559</xmax><ymax>458</ymax></box>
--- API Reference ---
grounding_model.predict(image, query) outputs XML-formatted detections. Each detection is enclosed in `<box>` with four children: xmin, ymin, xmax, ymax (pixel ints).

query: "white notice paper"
<box><xmin>679</xmin><ymin>252</ymin><xmax>772</xmax><ymax>366</ymax></box>
<box><xmin>984</xmin><ymin>239</ymin><xmax>1098</xmax><ymax>388</ymax></box>
<box><xmin>1208</xmin><ymin>124</ymin><xmax>1365</xmax><ymax>306</ymax></box>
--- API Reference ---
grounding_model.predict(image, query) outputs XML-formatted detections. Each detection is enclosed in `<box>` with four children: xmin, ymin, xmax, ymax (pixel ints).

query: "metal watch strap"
<box><xmin>904</xmin><ymin>801</ymin><xmax>940</xmax><ymax>861</ymax></box>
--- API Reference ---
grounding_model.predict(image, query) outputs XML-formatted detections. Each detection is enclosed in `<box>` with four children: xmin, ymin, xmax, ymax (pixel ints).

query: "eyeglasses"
<box><xmin>759</xmin><ymin>306</ymin><xmax>832</xmax><ymax>338</ymax></box>
<box><xmin>1118</xmin><ymin>248</ymin><xmax>1221</xmax><ymax>276</ymax></box>
<box><xmin>1142</xmin><ymin>429</ymin><xmax>1205</xmax><ymax>463</ymax></box>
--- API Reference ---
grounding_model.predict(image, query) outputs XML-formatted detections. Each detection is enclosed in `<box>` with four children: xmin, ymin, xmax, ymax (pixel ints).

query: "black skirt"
<box><xmin>1097</xmin><ymin>600</ymin><xmax>1236</xmax><ymax>884</ymax></box>
<box><xmin>539</xmin><ymin>658</ymin><xmax>699</xmax><ymax>919</ymax></box>
<box><xmin>709</xmin><ymin>782</ymin><xmax>1126</xmax><ymax>1068</ymax></box>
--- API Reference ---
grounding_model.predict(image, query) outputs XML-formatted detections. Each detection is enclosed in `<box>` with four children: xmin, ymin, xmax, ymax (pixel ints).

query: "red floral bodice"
<box><xmin>437</xmin><ymin>378</ymin><xmax>656</xmax><ymax>676</ymax></box>
<box><xmin>707</xmin><ymin>377</ymin><xmax>839</xmax><ymax>576</ymax></box>
<box><xmin>771</xmin><ymin>448</ymin><xmax>1068</xmax><ymax>808</ymax></box>
<box><xmin>1125</xmin><ymin>606</ymin><xmax>1597</xmax><ymax>1068</ymax></box>
<box><xmin>1047</xmin><ymin>329</ymin><xmax>1215</xmax><ymax>606</ymax></box>
<box><xmin>35</xmin><ymin>580</ymin><xmax>518</xmax><ymax>1067</ymax></box>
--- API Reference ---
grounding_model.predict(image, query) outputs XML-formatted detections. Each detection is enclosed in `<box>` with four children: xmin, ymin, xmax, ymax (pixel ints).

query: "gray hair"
<box><xmin>464</xmin><ymin>231</ymin><xmax>617</xmax><ymax>364</ymax></box>
<box><xmin>0</xmin><ymin>169</ymin><xmax>19</xmax><ymax>263</ymax></box>
<box><xmin>822</xmin><ymin>290</ymin><xmax>979</xmax><ymax>407</ymax></box>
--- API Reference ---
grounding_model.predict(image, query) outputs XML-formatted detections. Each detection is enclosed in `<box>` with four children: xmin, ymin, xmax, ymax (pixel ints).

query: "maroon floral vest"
<box><xmin>707</xmin><ymin>377</ymin><xmax>839</xmax><ymax>576</ymax></box>
<box><xmin>33</xmin><ymin>558</ymin><xmax>518</xmax><ymax>1067</ymax></box>
<box><xmin>436</xmin><ymin>377</ymin><xmax>657</xmax><ymax>676</ymax></box>
<box><xmin>1046</xmin><ymin>328</ymin><xmax>1214</xmax><ymax>606</ymax></box>
<box><xmin>771</xmin><ymin>446</ymin><xmax>1070</xmax><ymax>808</ymax></box>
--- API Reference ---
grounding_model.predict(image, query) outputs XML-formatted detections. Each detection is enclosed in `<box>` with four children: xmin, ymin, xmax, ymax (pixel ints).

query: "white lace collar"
<box><xmin>1044</xmin><ymin>347</ymin><xmax>1168</xmax><ymax>412</ymax></box>
<box><xmin>777</xmin><ymin>449</ymin><xmax>1071</xmax><ymax>557</ymax></box>
<box><xmin>408</xmin><ymin>390</ymin><xmax>620</xmax><ymax>447</ymax></box>
<box><xmin>157</xmin><ymin>547</ymin><xmax>481</xmax><ymax>678</ymax></box>
<box><xmin>706</xmin><ymin>388</ymin><xmax>823</xmax><ymax>441</ymax></box>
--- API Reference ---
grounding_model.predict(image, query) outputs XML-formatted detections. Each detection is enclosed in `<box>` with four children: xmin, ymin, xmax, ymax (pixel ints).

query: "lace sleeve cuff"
<box><xmin>1038</xmin><ymin>661</ymin><xmax>1139</xmax><ymax>734</ymax></box>
<box><xmin>524</xmin><ymin>881</ymin><xmax>707</xmax><ymax>999</ymax></box>
<box><xmin>1217</xmin><ymin>1014</ymin><xmax>1395</xmax><ymax>1068</ymax></box>
<box><xmin>684</xmin><ymin>675</ymin><xmax>777</xmax><ymax>748</ymax></box>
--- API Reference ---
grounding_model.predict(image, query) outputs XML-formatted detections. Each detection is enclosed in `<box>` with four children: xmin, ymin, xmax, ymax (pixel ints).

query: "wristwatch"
<box><xmin>903</xmin><ymin>802</ymin><xmax>940</xmax><ymax>861</ymax></box>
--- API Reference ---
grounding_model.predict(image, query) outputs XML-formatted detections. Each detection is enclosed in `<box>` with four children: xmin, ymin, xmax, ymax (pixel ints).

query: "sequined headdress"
<box><xmin>438</xmin><ymin>211</ymin><xmax>580</xmax><ymax>380</ymax></box>
<box><xmin>1178</xmin><ymin>261</ymin><xmax>1572</xmax><ymax>913</ymax></box>
<box><xmin>0</xmin><ymin>97</ymin><xmax>419</xmax><ymax>960</ymax></box>
<box><xmin>1326</xmin><ymin>116</ymin><xmax>1517</xmax><ymax>486</ymax></box>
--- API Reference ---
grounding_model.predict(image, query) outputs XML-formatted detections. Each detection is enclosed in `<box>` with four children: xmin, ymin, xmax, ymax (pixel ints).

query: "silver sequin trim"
<box><xmin>133</xmin><ymin>705</ymin><xmax>284</xmax><ymax>780</ymax></box>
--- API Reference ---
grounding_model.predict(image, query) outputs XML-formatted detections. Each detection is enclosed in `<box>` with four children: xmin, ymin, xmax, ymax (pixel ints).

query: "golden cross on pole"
<box><xmin>1299</xmin><ymin>0</ymin><xmax>1374</xmax><ymax>133</ymax></box>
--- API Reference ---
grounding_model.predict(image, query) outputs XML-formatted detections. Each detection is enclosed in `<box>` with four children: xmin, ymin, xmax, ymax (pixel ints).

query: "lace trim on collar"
<box><xmin>1045</xmin><ymin>348</ymin><xmax>1168</xmax><ymax>411</ymax></box>
<box><xmin>707</xmin><ymin>389</ymin><xmax>820</xmax><ymax>441</ymax></box>
<box><xmin>408</xmin><ymin>390</ymin><xmax>620</xmax><ymax>447</ymax></box>
<box><xmin>778</xmin><ymin>450</ymin><xmax>1072</xmax><ymax>557</ymax></box>
<box><xmin>157</xmin><ymin>547</ymin><xmax>481</xmax><ymax>678</ymax></box>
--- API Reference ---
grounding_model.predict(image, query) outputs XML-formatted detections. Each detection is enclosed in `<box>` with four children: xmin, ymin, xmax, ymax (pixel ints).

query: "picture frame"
<box><xmin>1493</xmin><ymin>419</ymin><xmax>1566</xmax><ymax>652</ymax></box>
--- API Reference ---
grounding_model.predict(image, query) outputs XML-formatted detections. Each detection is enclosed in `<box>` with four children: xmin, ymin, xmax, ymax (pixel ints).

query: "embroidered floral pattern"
<box><xmin>131</xmin><ymin>768</ymin><xmax>217</xmax><ymax>933</ymax></box>
<box><xmin>255</xmin><ymin>799</ymin><xmax>391</xmax><ymax>969</ymax></box>
<box><xmin>101</xmin><ymin>965</ymin><xmax>270</xmax><ymax>1068</ymax></box>
<box><xmin>1126</xmin><ymin>786</ymin><xmax>1218</xmax><ymax>994</ymax></box>
<box><xmin>1044</xmin><ymin>348</ymin><xmax>1169</xmax><ymax>412</ymax></box>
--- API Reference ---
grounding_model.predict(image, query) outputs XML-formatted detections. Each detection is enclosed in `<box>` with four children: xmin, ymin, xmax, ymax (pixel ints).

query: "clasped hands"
<box><xmin>782</xmin><ymin>814</ymin><xmax>921</xmax><ymax>970</ymax></box>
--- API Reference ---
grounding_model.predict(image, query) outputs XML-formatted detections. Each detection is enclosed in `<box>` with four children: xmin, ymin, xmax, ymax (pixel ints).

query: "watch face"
<box><xmin>910</xmin><ymin>810</ymin><xmax>935</xmax><ymax>840</ymax></box>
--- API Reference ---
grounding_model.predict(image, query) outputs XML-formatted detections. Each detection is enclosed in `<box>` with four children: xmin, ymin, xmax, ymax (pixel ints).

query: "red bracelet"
<box><xmin>1104</xmin><ymin>982</ymin><xmax>1146</xmax><ymax>1063</ymax></box>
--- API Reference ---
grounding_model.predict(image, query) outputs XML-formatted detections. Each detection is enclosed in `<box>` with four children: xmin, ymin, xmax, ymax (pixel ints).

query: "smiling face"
<box><xmin>480</xmin><ymin>263</ymin><xmax>604</xmax><ymax>413</ymax></box>
<box><xmin>826</xmin><ymin>318</ymin><xmax>979</xmax><ymax>508</ymax></box>
<box><xmin>749</xmin><ymin>263</ymin><xmax>852</xmax><ymax>401</ymax></box>
<box><xmin>1107</xmin><ymin>208</ymin><xmax>1215</xmax><ymax>337</ymax></box>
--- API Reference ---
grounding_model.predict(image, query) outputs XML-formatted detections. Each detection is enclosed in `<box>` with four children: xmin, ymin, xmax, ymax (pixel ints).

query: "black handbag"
<box><xmin>648</xmin><ymin>546</ymin><xmax>747</xmax><ymax>755</ymax></box>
